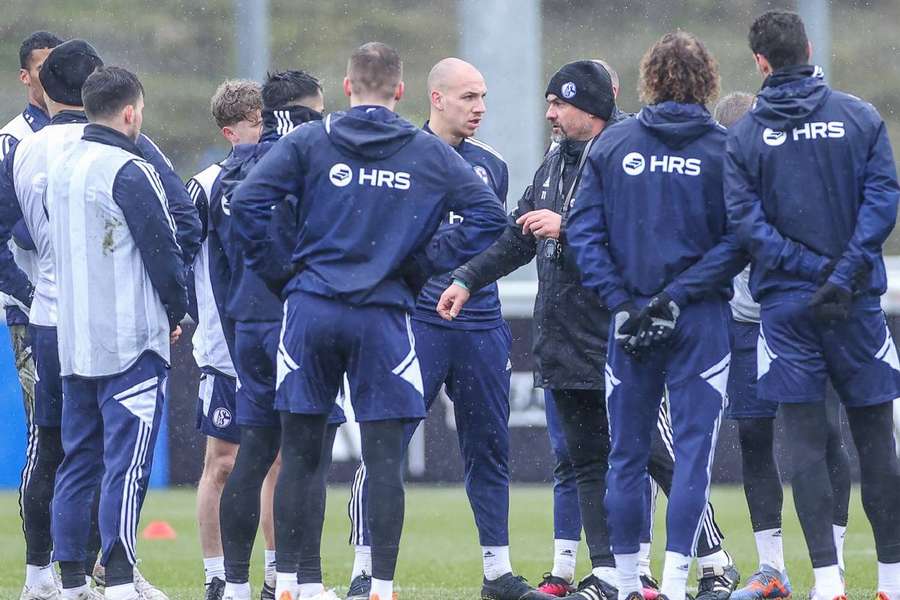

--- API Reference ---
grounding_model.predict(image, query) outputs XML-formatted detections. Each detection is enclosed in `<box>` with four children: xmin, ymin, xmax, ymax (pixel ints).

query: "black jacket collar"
<box><xmin>82</xmin><ymin>124</ymin><xmax>145</xmax><ymax>158</ymax></box>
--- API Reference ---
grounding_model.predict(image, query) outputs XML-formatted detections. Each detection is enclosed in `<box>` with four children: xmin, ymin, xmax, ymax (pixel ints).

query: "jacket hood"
<box><xmin>325</xmin><ymin>105</ymin><xmax>418</xmax><ymax>160</ymax></box>
<box><xmin>752</xmin><ymin>64</ymin><xmax>831</xmax><ymax>130</ymax></box>
<box><xmin>637</xmin><ymin>102</ymin><xmax>719</xmax><ymax>150</ymax></box>
<box><xmin>260</xmin><ymin>105</ymin><xmax>322</xmax><ymax>143</ymax></box>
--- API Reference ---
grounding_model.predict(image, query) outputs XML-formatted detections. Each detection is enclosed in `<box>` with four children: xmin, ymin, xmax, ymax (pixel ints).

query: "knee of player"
<box><xmin>203</xmin><ymin>447</ymin><xmax>237</xmax><ymax>483</ymax></box>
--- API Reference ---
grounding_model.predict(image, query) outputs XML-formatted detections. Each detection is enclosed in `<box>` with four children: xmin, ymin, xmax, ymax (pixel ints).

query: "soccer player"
<box><xmin>45</xmin><ymin>65</ymin><xmax>187</xmax><ymax>600</ymax></box>
<box><xmin>566</xmin><ymin>32</ymin><xmax>744</xmax><ymax>600</ymax></box>
<box><xmin>715</xmin><ymin>91</ymin><xmax>853</xmax><ymax>600</ymax></box>
<box><xmin>0</xmin><ymin>29</ymin><xmax>61</xmax><ymax>600</ymax></box>
<box><xmin>213</xmin><ymin>70</ymin><xmax>345</xmax><ymax>600</ymax></box>
<box><xmin>344</xmin><ymin>57</ymin><xmax>545</xmax><ymax>600</ymax></box>
<box><xmin>232</xmin><ymin>41</ymin><xmax>506</xmax><ymax>600</ymax></box>
<box><xmin>186</xmin><ymin>80</ymin><xmax>264</xmax><ymax>600</ymax></box>
<box><xmin>725</xmin><ymin>11</ymin><xmax>900</xmax><ymax>600</ymax></box>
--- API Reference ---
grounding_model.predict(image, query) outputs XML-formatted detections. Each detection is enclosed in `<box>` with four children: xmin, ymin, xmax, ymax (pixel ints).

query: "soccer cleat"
<box><xmin>481</xmin><ymin>572</ymin><xmax>554</xmax><ymax>599</ymax></box>
<box><xmin>537</xmin><ymin>573</ymin><xmax>575</xmax><ymax>597</ymax></box>
<box><xmin>260</xmin><ymin>583</ymin><xmax>275</xmax><ymax>600</ymax></box>
<box><xmin>205</xmin><ymin>578</ymin><xmax>226</xmax><ymax>600</ymax></box>
<box><xmin>877</xmin><ymin>594</ymin><xmax>891</xmax><ymax>600</ymax></box>
<box><xmin>641</xmin><ymin>574</ymin><xmax>661</xmax><ymax>600</ymax></box>
<box><xmin>345</xmin><ymin>572</ymin><xmax>372</xmax><ymax>600</ymax></box>
<box><xmin>19</xmin><ymin>582</ymin><xmax>61</xmax><ymax>600</ymax></box>
<box><xmin>133</xmin><ymin>564</ymin><xmax>168</xmax><ymax>600</ymax></box>
<box><xmin>301</xmin><ymin>592</ymin><xmax>341</xmax><ymax>600</ymax></box>
<box><xmin>730</xmin><ymin>565</ymin><xmax>792</xmax><ymax>600</ymax></box>
<box><xmin>695</xmin><ymin>563</ymin><xmax>740</xmax><ymax>600</ymax></box>
<box><xmin>367</xmin><ymin>595</ymin><xmax>398</xmax><ymax>600</ymax></box>
<box><xmin>561</xmin><ymin>574</ymin><xmax>617</xmax><ymax>600</ymax></box>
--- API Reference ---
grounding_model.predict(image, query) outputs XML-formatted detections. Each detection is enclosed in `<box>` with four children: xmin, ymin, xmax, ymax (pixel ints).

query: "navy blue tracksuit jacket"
<box><xmin>725</xmin><ymin>64</ymin><xmax>900</xmax><ymax>304</ymax></box>
<box><xmin>231</xmin><ymin>105</ymin><xmax>507</xmax><ymax>311</ymax></box>
<box><xmin>567</xmin><ymin>102</ymin><xmax>745</xmax><ymax>310</ymax></box>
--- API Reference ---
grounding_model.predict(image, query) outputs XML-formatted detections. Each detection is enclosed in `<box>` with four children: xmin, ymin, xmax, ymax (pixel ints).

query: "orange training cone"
<box><xmin>141</xmin><ymin>520</ymin><xmax>176</xmax><ymax>540</ymax></box>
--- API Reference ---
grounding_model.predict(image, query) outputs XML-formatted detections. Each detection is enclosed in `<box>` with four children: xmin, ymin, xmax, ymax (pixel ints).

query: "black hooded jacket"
<box><xmin>453</xmin><ymin>108</ymin><xmax>630</xmax><ymax>390</ymax></box>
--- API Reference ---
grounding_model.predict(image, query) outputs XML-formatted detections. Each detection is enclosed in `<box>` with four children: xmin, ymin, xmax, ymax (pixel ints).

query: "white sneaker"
<box><xmin>19</xmin><ymin>582</ymin><xmax>61</xmax><ymax>600</ymax></box>
<box><xmin>133</xmin><ymin>566</ymin><xmax>167</xmax><ymax>600</ymax></box>
<box><xmin>302</xmin><ymin>590</ymin><xmax>341</xmax><ymax>600</ymax></box>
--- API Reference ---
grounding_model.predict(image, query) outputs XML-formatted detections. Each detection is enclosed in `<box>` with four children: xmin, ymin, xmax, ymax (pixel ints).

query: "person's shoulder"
<box><xmin>0</xmin><ymin>111</ymin><xmax>30</xmax><ymax>140</ymax></box>
<box><xmin>829</xmin><ymin>88</ymin><xmax>883</xmax><ymax>124</ymax></box>
<box><xmin>189</xmin><ymin>163</ymin><xmax>224</xmax><ymax>194</ymax></box>
<box><xmin>463</xmin><ymin>136</ymin><xmax>505</xmax><ymax>164</ymax></box>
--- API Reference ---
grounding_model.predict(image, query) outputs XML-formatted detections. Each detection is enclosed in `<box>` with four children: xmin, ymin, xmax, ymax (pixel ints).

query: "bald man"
<box><xmin>345</xmin><ymin>58</ymin><xmax>550</xmax><ymax>600</ymax></box>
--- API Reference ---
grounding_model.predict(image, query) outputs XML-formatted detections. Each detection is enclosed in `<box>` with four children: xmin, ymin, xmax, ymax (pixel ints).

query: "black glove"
<box><xmin>613</xmin><ymin>302</ymin><xmax>643</xmax><ymax>357</ymax></box>
<box><xmin>808</xmin><ymin>282</ymin><xmax>852</xmax><ymax>321</ymax></box>
<box><xmin>635</xmin><ymin>292</ymin><xmax>680</xmax><ymax>349</ymax></box>
<box><xmin>816</xmin><ymin>258</ymin><xmax>838</xmax><ymax>286</ymax></box>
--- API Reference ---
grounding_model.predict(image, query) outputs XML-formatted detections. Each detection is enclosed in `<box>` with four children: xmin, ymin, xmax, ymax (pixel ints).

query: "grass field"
<box><xmin>0</xmin><ymin>485</ymin><xmax>879</xmax><ymax>599</ymax></box>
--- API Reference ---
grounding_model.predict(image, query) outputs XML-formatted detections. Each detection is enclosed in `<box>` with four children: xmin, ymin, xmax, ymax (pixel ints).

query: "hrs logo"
<box><xmin>329</xmin><ymin>163</ymin><xmax>411</xmax><ymax>189</ymax></box>
<box><xmin>762</xmin><ymin>122</ymin><xmax>845</xmax><ymax>146</ymax></box>
<box><xmin>621</xmin><ymin>152</ymin><xmax>701</xmax><ymax>176</ymax></box>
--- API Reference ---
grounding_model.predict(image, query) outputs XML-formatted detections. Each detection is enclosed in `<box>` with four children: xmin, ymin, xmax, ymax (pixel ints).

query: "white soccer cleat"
<box><xmin>133</xmin><ymin>565</ymin><xmax>168</xmax><ymax>600</ymax></box>
<box><xmin>300</xmin><ymin>590</ymin><xmax>341</xmax><ymax>600</ymax></box>
<box><xmin>19</xmin><ymin>582</ymin><xmax>61</xmax><ymax>600</ymax></box>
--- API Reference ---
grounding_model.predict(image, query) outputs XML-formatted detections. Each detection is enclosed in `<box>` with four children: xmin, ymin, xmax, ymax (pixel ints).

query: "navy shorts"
<box><xmin>276</xmin><ymin>291</ymin><xmax>426</xmax><ymax>422</ymax></box>
<box><xmin>759</xmin><ymin>297</ymin><xmax>900</xmax><ymax>407</ymax></box>
<box><xmin>195</xmin><ymin>368</ymin><xmax>240</xmax><ymax>444</ymax></box>
<box><xmin>726</xmin><ymin>320</ymin><xmax>779</xmax><ymax>419</ymax></box>
<box><xmin>30</xmin><ymin>324</ymin><xmax>62</xmax><ymax>427</ymax></box>
<box><xmin>233</xmin><ymin>321</ymin><xmax>282</xmax><ymax>429</ymax></box>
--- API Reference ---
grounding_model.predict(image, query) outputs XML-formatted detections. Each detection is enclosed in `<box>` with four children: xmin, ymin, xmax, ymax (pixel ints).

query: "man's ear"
<box><xmin>343</xmin><ymin>76</ymin><xmax>352</xmax><ymax>98</ymax></box>
<box><xmin>395</xmin><ymin>81</ymin><xmax>405</xmax><ymax>102</ymax></box>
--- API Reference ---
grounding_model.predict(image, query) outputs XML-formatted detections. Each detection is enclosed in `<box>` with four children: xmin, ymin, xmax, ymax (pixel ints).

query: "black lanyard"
<box><xmin>556</xmin><ymin>136</ymin><xmax>595</xmax><ymax>219</ymax></box>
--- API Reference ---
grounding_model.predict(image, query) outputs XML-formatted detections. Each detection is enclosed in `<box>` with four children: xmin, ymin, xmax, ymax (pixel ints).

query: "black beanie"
<box><xmin>39</xmin><ymin>39</ymin><xmax>103</xmax><ymax>106</ymax></box>
<box><xmin>545</xmin><ymin>60</ymin><xmax>615</xmax><ymax>120</ymax></box>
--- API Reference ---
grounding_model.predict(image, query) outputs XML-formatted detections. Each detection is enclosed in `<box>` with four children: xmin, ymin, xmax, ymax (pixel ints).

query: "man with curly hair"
<box><xmin>566</xmin><ymin>31</ymin><xmax>745</xmax><ymax>600</ymax></box>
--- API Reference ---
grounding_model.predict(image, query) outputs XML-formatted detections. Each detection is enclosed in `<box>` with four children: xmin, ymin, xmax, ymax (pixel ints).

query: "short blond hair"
<box><xmin>714</xmin><ymin>92</ymin><xmax>754</xmax><ymax>128</ymax></box>
<box><xmin>210</xmin><ymin>79</ymin><xmax>262</xmax><ymax>129</ymax></box>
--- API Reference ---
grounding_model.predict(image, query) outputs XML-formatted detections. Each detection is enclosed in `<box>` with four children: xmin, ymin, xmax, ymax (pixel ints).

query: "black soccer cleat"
<box><xmin>481</xmin><ymin>573</ymin><xmax>555</xmax><ymax>600</ymax></box>
<box><xmin>695</xmin><ymin>563</ymin><xmax>740</xmax><ymax>600</ymax></box>
<box><xmin>205</xmin><ymin>577</ymin><xmax>225</xmax><ymax>600</ymax></box>
<box><xmin>561</xmin><ymin>573</ymin><xmax>617</xmax><ymax>600</ymax></box>
<box><xmin>346</xmin><ymin>572</ymin><xmax>372</xmax><ymax>600</ymax></box>
<box><xmin>259</xmin><ymin>581</ymin><xmax>275</xmax><ymax>600</ymax></box>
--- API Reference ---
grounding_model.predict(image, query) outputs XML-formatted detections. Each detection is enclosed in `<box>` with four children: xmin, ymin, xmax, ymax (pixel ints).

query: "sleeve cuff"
<box><xmin>663</xmin><ymin>282</ymin><xmax>689</xmax><ymax>308</ymax></box>
<box><xmin>605</xmin><ymin>288</ymin><xmax>632</xmax><ymax>313</ymax></box>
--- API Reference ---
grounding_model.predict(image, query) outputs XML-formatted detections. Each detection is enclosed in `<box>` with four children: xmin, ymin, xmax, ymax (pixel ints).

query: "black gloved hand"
<box><xmin>613</xmin><ymin>302</ymin><xmax>643</xmax><ymax>358</ymax></box>
<box><xmin>816</xmin><ymin>258</ymin><xmax>838</xmax><ymax>286</ymax></box>
<box><xmin>809</xmin><ymin>282</ymin><xmax>852</xmax><ymax>321</ymax></box>
<box><xmin>852</xmin><ymin>262</ymin><xmax>872</xmax><ymax>293</ymax></box>
<box><xmin>635</xmin><ymin>292</ymin><xmax>680</xmax><ymax>349</ymax></box>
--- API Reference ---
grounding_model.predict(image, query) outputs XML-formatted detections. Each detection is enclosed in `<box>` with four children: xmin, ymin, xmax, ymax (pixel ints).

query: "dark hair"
<box><xmin>19</xmin><ymin>31</ymin><xmax>63</xmax><ymax>69</ymax></box>
<box><xmin>262</xmin><ymin>70</ymin><xmax>321</xmax><ymax>110</ymax></box>
<box><xmin>82</xmin><ymin>66</ymin><xmax>144</xmax><ymax>120</ymax></box>
<box><xmin>211</xmin><ymin>79</ymin><xmax>262</xmax><ymax>128</ymax></box>
<box><xmin>714</xmin><ymin>92</ymin><xmax>754</xmax><ymax>128</ymax></box>
<box><xmin>347</xmin><ymin>42</ymin><xmax>402</xmax><ymax>101</ymax></box>
<box><xmin>749</xmin><ymin>11</ymin><xmax>809</xmax><ymax>70</ymax></box>
<box><xmin>639</xmin><ymin>31</ymin><xmax>720</xmax><ymax>106</ymax></box>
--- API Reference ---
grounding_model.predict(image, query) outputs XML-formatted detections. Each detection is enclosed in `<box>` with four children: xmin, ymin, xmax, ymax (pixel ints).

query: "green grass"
<box><xmin>0</xmin><ymin>485</ymin><xmax>879</xmax><ymax>599</ymax></box>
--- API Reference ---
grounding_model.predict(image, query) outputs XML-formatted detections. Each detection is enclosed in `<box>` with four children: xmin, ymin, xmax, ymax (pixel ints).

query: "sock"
<box><xmin>224</xmin><ymin>581</ymin><xmax>252</xmax><ymax>600</ymax></box>
<box><xmin>370</xmin><ymin>577</ymin><xmax>393</xmax><ymax>599</ymax></box>
<box><xmin>812</xmin><ymin>565</ymin><xmax>843</xmax><ymax>599</ymax></box>
<box><xmin>482</xmin><ymin>546</ymin><xmax>512</xmax><ymax>581</ymax></box>
<box><xmin>105</xmin><ymin>583</ymin><xmax>138</xmax><ymax>600</ymax></box>
<box><xmin>298</xmin><ymin>582</ymin><xmax>325</xmax><ymax>598</ymax></box>
<box><xmin>552</xmin><ymin>539</ymin><xmax>578</xmax><ymax>583</ymax></box>
<box><xmin>879</xmin><ymin>562</ymin><xmax>900</xmax><ymax>596</ymax></box>
<box><xmin>661</xmin><ymin>551</ymin><xmax>691</xmax><ymax>600</ymax></box>
<box><xmin>592</xmin><ymin>566</ymin><xmax>618</xmax><ymax>589</ymax></box>
<box><xmin>753</xmin><ymin>528</ymin><xmax>785</xmax><ymax>573</ymax></box>
<box><xmin>697</xmin><ymin>548</ymin><xmax>731</xmax><ymax>571</ymax></box>
<box><xmin>352</xmin><ymin>545</ymin><xmax>372</xmax><ymax>580</ymax></box>
<box><xmin>833</xmin><ymin>525</ymin><xmax>847</xmax><ymax>571</ymax></box>
<box><xmin>61</xmin><ymin>584</ymin><xmax>90</xmax><ymax>600</ymax></box>
<box><xmin>614</xmin><ymin>552</ymin><xmax>641</xmax><ymax>595</ymax></box>
<box><xmin>25</xmin><ymin>563</ymin><xmax>55</xmax><ymax>588</ymax></box>
<box><xmin>204</xmin><ymin>556</ymin><xmax>225</xmax><ymax>585</ymax></box>
<box><xmin>264</xmin><ymin>550</ymin><xmax>277</xmax><ymax>587</ymax></box>
<box><xmin>639</xmin><ymin>542</ymin><xmax>653</xmax><ymax>577</ymax></box>
<box><xmin>275</xmin><ymin>571</ymin><xmax>298</xmax><ymax>600</ymax></box>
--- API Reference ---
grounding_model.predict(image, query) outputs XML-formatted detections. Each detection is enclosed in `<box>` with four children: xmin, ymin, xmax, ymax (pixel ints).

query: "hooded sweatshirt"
<box><xmin>567</xmin><ymin>101</ymin><xmax>745</xmax><ymax>310</ymax></box>
<box><xmin>725</xmin><ymin>64</ymin><xmax>899</xmax><ymax>303</ymax></box>
<box><xmin>231</xmin><ymin>105</ymin><xmax>507</xmax><ymax>310</ymax></box>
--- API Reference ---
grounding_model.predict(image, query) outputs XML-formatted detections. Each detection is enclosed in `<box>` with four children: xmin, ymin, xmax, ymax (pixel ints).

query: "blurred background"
<box><xmin>0</xmin><ymin>0</ymin><xmax>898</xmax><ymax>488</ymax></box>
